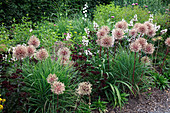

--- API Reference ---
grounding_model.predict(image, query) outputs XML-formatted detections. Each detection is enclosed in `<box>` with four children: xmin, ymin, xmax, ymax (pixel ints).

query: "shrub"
<box><xmin>94</xmin><ymin>2</ymin><xmax>169</xmax><ymax>29</ymax></box>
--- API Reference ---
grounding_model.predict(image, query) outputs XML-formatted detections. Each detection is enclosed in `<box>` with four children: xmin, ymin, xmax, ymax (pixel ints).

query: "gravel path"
<box><xmin>107</xmin><ymin>88</ymin><xmax>170</xmax><ymax>113</ymax></box>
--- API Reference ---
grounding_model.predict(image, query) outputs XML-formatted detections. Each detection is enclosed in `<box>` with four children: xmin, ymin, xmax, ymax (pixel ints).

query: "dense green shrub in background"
<box><xmin>0</xmin><ymin>0</ymin><xmax>113</xmax><ymax>25</ymax></box>
<box><xmin>94</xmin><ymin>2</ymin><xmax>169</xmax><ymax>29</ymax></box>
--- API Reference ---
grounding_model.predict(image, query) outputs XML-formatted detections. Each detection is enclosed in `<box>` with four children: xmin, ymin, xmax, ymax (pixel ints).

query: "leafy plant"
<box><xmin>91</xmin><ymin>96</ymin><xmax>108</xmax><ymax>113</ymax></box>
<box><xmin>151</xmin><ymin>72</ymin><xmax>169</xmax><ymax>90</ymax></box>
<box><xmin>21</xmin><ymin>57</ymin><xmax>89</xmax><ymax>112</ymax></box>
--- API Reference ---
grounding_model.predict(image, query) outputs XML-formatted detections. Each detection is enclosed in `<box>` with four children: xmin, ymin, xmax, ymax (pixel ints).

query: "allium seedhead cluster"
<box><xmin>47</xmin><ymin>74</ymin><xmax>58</xmax><ymax>84</ymax></box>
<box><xmin>36</xmin><ymin>48</ymin><xmax>49</xmax><ymax>60</ymax></box>
<box><xmin>47</xmin><ymin>74</ymin><xmax>65</xmax><ymax>95</ymax></box>
<box><xmin>57</xmin><ymin>47</ymin><xmax>71</xmax><ymax>59</ymax></box>
<box><xmin>141</xmin><ymin>56</ymin><xmax>151</xmax><ymax>64</ymax></box>
<box><xmin>51</xmin><ymin>81</ymin><xmax>65</xmax><ymax>95</ymax></box>
<box><xmin>112</xmin><ymin>28</ymin><xmax>124</xmax><ymax>40</ymax></box>
<box><xmin>165</xmin><ymin>38</ymin><xmax>170</xmax><ymax>47</ymax></box>
<box><xmin>13</xmin><ymin>45</ymin><xmax>28</xmax><ymax>60</ymax></box>
<box><xmin>130</xmin><ymin>41</ymin><xmax>142</xmax><ymax>52</ymax></box>
<box><xmin>101</xmin><ymin>36</ymin><xmax>114</xmax><ymax>48</ymax></box>
<box><xmin>28</xmin><ymin>35</ymin><xmax>40</xmax><ymax>48</ymax></box>
<box><xmin>129</xmin><ymin>29</ymin><xmax>137</xmax><ymax>37</ymax></box>
<box><xmin>115</xmin><ymin>21</ymin><xmax>128</xmax><ymax>30</ymax></box>
<box><xmin>137</xmin><ymin>24</ymin><xmax>148</xmax><ymax>34</ymax></box>
<box><xmin>76</xmin><ymin>82</ymin><xmax>92</xmax><ymax>95</ymax></box>
<box><xmin>143</xmin><ymin>43</ymin><xmax>155</xmax><ymax>54</ymax></box>
<box><xmin>27</xmin><ymin>45</ymin><xmax>36</xmax><ymax>57</ymax></box>
<box><xmin>136</xmin><ymin>38</ymin><xmax>148</xmax><ymax>49</ymax></box>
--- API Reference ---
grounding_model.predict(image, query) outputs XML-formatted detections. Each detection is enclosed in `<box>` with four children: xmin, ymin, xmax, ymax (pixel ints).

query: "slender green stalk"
<box><xmin>57</xmin><ymin>95</ymin><xmax>59</xmax><ymax>113</ymax></box>
<box><xmin>132</xmin><ymin>52</ymin><xmax>136</xmax><ymax>86</ymax></box>
<box><xmin>89</xmin><ymin>95</ymin><xmax>91</xmax><ymax>109</ymax></box>
<box><xmin>107</xmin><ymin>48</ymin><xmax>109</xmax><ymax>70</ymax></box>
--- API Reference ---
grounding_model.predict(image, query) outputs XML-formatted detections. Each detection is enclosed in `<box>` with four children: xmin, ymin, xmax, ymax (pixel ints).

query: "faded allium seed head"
<box><xmin>28</xmin><ymin>35</ymin><xmax>40</xmax><ymax>48</ymax></box>
<box><xmin>76</xmin><ymin>82</ymin><xmax>92</xmax><ymax>95</ymax></box>
<box><xmin>57</xmin><ymin>47</ymin><xmax>71</xmax><ymax>59</ymax></box>
<box><xmin>47</xmin><ymin>74</ymin><xmax>58</xmax><ymax>84</ymax></box>
<box><xmin>27</xmin><ymin>45</ymin><xmax>36</xmax><ymax>57</ymax></box>
<box><xmin>137</xmin><ymin>24</ymin><xmax>148</xmax><ymax>34</ymax></box>
<box><xmin>51</xmin><ymin>81</ymin><xmax>65</xmax><ymax>95</ymax></box>
<box><xmin>130</xmin><ymin>41</ymin><xmax>142</xmax><ymax>52</ymax></box>
<box><xmin>97</xmin><ymin>29</ymin><xmax>107</xmax><ymax>39</ymax></box>
<box><xmin>36</xmin><ymin>48</ymin><xmax>49</xmax><ymax>60</ymax></box>
<box><xmin>115</xmin><ymin>21</ymin><xmax>128</xmax><ymax>30</ymax></box>
<box><xmin>100</xmin><ymin>36</ymin><xmax>114</xmax><ymax>47</ymax></box>
<box><xmin>141</xmin><ymin>56</ymin><xmax>151</xmax><ymax>65</ymax></box>
<box><xmin>13</xmin><ymin>45</ymin><xmax>27</xmax><ymax>60</ymax></box>
<box><xmin>165</xmin><ymin>38</ymin><xmax>170</xmax><ymax>47</ymax></box>
<box><xmin>143</xmin><ymin>43</ymin><xmax>155</xmax><ymax>54</ymax></box>
<box><xmin>144</xmin><ymin>22</ymin><xmax>154</xmax><ymax>30</ymax></box>
<box><xmin>112</xmin><ymin>28</ymin><xmax>124</xmax><ymax>40</ymax></box>
<box><xmin>136</xmin><ymin>38</ymin><xmax>148</xmax><ymax>49</ymax></box>
<box><xmin>147</xmin><ymin>28</ymin><xmax>156</xmax><ymax>37</ymax></box>
<box><xmin>129</xmin><ymin>29</ymin><xmax>138</xmax><ymax>37</ymax></box>
<box><xmin>133</xmin><ymin>23</ymin><xmax>142</xmax><ymax>29</ymax></box>
<box><xmin>101</xmin><ymin>26</ymin><xmax>110</xmax><ymax>33</ymax></box>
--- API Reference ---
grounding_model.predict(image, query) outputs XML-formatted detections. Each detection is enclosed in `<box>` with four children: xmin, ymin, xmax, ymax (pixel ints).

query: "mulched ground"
<box><xmin>93</xmin><ymin>88</ymin><xmax>170</xmax><ymax>113</ymax></box>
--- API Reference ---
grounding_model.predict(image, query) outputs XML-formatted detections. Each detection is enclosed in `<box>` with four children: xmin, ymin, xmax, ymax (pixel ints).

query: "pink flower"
<box><xmin>13</xmin><ymin>45</ymin><xmax>28</xmax><ymax>60</ymax></box>
<box><xmin>97</xmin><ymin>29</ymin><xmax>107</xmax><ymax>39</ymax></box>
<box><xmin>130</xmin><ymin>41</ymin><xmax>142</xmax><ymax>52</ymax></box>
<box><xmin>145</xmin><ymin>6</ymin><xmax>148</xmax><ymax>8</ymax></box>
<box><xmin>112</xmin><ymin>28</ymin><xmax>124</xmax><ymax>40</ymax></box>
<box><xmin>115</xmin><ymin>21</ymin><xmax>128</xmax><ymax>30</ymax></box>
<box><xmin>57</xmin><ymin>47</ymin><xmax>71</xmax><ymax>59</ymax></box>
<box><xmin>137</xmin><ymin>24</ymin><xmax>148</xmax><ymax>34</ymax></box>
<box><xmin>143</xmin><ymin>43</ymin><xmax>155</xmax><ymax>54</ymax></box>
<box><xmin>76</xmin><ymin>82</ymin><xmax>92</xmax><ymax>95</ymax></box>
<box><xmin>29</xmin><ymin>29</ymin><xmax>33</xmax><ymax>32</ymax></box>
<box><xmin>144</xmin><ymin>22</ymin><xmax>154</xmax><ymax>30</ymax></box>
<box><xmin>129</xmin><ymin>29</ymin><xmax>137</xmax><ymax>37</ymax></box>
<box><xmin>36</xmin><ymin>48</ymin><xmax>49</xmax><ymax>60</ymax></box>
<box><xmin>148</xmin><ymin>11</ymin><xmax>151</xmax><ymax>13</ymax></box>
<box><xmin>165</xmin><ymin>37</ymin><xmax>170</xmax><ymax>47</ymax></box>
<box><xmin>136</xmin><ymin>38</ymin><xmax>148</xmax><ymax>49</ymax></box>
<box><xmin>101</xmin><ymin>26</ymin><xmax>110</xmax><ymax>33</ymax></box>
<box><xmin>54</xmin><ymin>24</ymin><xmax>56</xmax><ymax>26</ymax></box>
<box><xmin>147</xmin><ymin>28</ymin><xmax>156</xmax><ymax>37</ymax></box>
<box><xmin>51</xmin><ymin>81</ymin><xmax>65</xmax><ymax>95</ymax></box>
<box><xmin>28</xmin><ymin>35</ymin><xmax>40</xmax><ymax>48</ymax></box>
<box><xmin>132</xmin><ymin>3</ymin><xmax>135</xmax><ymax>6</ymax></box>
<box><xmin>63</xmin><ymin>33</ymin><xmax>67</xmax><ymax>35</ymax></box>
<box><xmin>135</xmin><ymin>3</ymin><xmax>138</xmax><ymax>5</ymax></box>
<box><xmin>111</xmin><ymin>16</ymin><xmax>114</xmax><ymax>18</ymax></box>
<box><xmin>47</xmin><ymin>74</ymin><xmax>58</xmax><ymax>84</ymax></box>
<box><xmin>100</xmin><ymin>36</ymin><xmax>114</xmax><ymax>48</ymax></box>
<box><xmin>27</xmin><ymin>45</ymin><xmax>36</xmax><ymax>57</ymax></box>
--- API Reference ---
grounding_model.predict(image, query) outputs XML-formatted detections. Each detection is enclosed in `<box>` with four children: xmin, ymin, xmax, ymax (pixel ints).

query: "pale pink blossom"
<box><xmin>165</xmin><ymin>38</ymin><xmax>170</xmax><ymax>47</ymax></box>
<box><xmin>143</xmin><ymin>43</ymin><xmax>155</xmax><ymax>54</ymax></box>
<box><xmin>47</xmin><ymin>74</ymin><xmax>58</xmax><ymax>84</ymax></box>
<box><xmin>27</xmin><ymin>45</ymin><xmax>36</xmax><ymax>57</ymax></box>
<box><xmin>112</xmin><ymin>28</ymin><xmax>124</xmax><ymax>40</ymax></box>
<box><xmin>51</xmin><ymin>81</ymin><xmax>65</xmax><ymax>95</ymax></box>
<box><xmin>76</xmin><ymin>82</ymin><xmax>92</xmax><ymax>95</ymax></box>
<box><xmin>28</xmin><ymin>35</ymin><xmax>40</xmax><ymax>48</ymax></box>
<box><xmin>130</xmin><ymin>41</ymin><xmax>142</xmax><ymax>52</ymax></box>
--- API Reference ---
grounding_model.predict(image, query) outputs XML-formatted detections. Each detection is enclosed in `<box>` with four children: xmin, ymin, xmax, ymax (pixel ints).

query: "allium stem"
<box><xmin>57</xmin><ymin>95</ymin><xmax>59</xmax><ymax>113</ymax></box>
<box><xmin>74</xmin><ymin>95</ymin><xmax>81</xmax><ymax>112</ymax></box>
<box><xmin>132</xmin><ymin>52</ymin><xmax>136</xmax><ymax>86</ymax></box>
<box><xmin>89</xmin><ymin>95</ymin><xmax>91</xmax><ymax>109</ymax></box>
<box><xmin>99</xmin><ymin>46</ymin><xmax>102</xmax><ymax>58</ymax></box>
<box><xmin>107</xmin><ymin>48</ymin><xmax>109</xmax><ymax>70</ymax></box>
<box><xmin>160</xmin><ymin>47</ymin><xmax>169</xmax><ymax>74</ymax></box>
<box><xmin>138</xmin><ymin>50</ymin><xmax>141</xmax><ymax>62</ymax></box>
<box><xmin>20</xmin><ymin>59</ymin><xmax>22</xmax><ymax>67</ymax></box>
<box><xmin>154</xmin><ymin>41</ymin><xmax>160</xmax><ymax>67</ymax></box>
<box><xmin>114</xmin><ymin>43</ymin><xmax>117</xmax><ymax>58</ymax></box>
<box><xmin>138</xmin><ymin>59</ymin><xmax>146</xmax><ymax>86</ymax></box>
